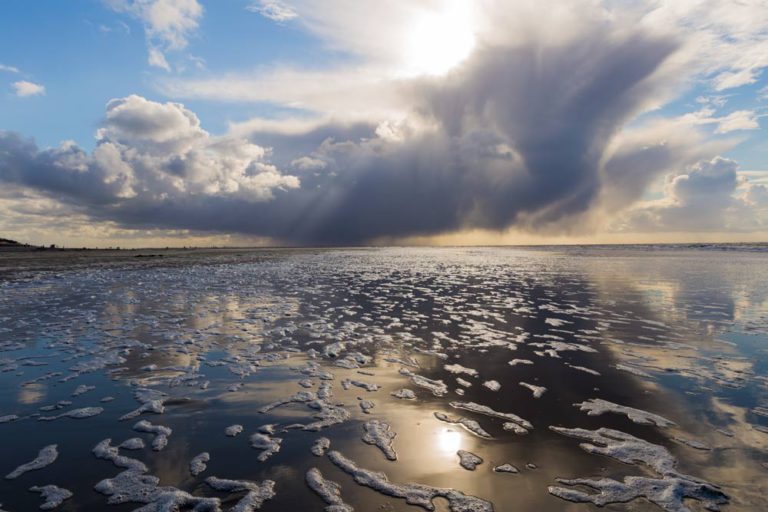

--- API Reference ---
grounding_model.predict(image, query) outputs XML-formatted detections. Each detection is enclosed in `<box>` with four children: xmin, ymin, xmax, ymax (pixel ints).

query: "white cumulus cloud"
<box><xmin>618</xmin><ymin>157</ymin><xmax>768</xmax><ymax>232</ymax></box>
<box><xmin>0</xmin><ymin>95</ymin><xmax>300</xmax><ymax>210</ymax></box>
<box><xmin>107</xmin><ymin>0</ymin><xmax>203</xmax><ymax>70</ymax></box>
<box><xmin>0</xmin><ymin>63</ymin><xmax>20</xmax><ymax>74</ymax></box>
<box><xmin>12</xmin><ymin>81</ymin><xmax>45</xmax><ymax>97</ymax></box>
<box><xmin>247</xmin><ymin>1</ymin><xmax>298</xmax><ymax>22</ymax></box>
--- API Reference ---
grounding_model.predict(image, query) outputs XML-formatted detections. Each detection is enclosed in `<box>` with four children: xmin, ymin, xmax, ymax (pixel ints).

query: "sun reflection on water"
<box><xmin>437</xmin><ymin>428</ymin><xmax>462</xmax><ymax>453</ymax></box>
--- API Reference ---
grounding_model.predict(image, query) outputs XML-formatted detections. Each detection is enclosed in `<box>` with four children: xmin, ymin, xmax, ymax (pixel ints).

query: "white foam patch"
<box><xmin>303</xmin><ymin>402</ymin><xmax>351</xmax><ymax>431</ymax></box>
<box><xmin>519</xmin><ymin>382</ymin><xmax>546</xmax><ymax>398</ymax></box>
<box><xmin>118</xmin><ymin>438</ymin><xmax>145</xmax><ymax>451</ymax></box>
<box><xmin>311</xmin><ymin>437</ymin><xmax>331</xmax><ymax>456</ymax></box>
<box><xmin>549</xmin><ymin>425</ymin><xmax>728</xmax><ymax>510</ymax></box>
<box><xmin>574</xmin><ymin>398</ymin><xmax>675</xmax><ymax>427</ymax></box>
<box><xmin>306</xmin><ymin>467</ymin><xmax>354</xmax><ymax>512</ymax></box>
<box><xmin>550</xmin><ymin>426</ymin><xmax>676</xmax><ymax>474</ymax></box>
<box><xmin>341</xmin><ymin>379</ymin><xmax>379</xmax><ymax>392</ymax></box>
<box><xmin>434</xmin><ymin>412</ymin><xmax>492</xmax><ymax>439</ymax></box>
<box><xmin>328</xmin><ymin>450</ymin><xmax>492</xmax><ymax>512</ymax></box>
<box><xmin>549</xmin><ymin>475</ymin><xmax>728</xmax><ymax>511</ymax></box>
<box><xmin>250</xmin><ymin>433</ymin><xmax>282</xmax><ymax>461</ymax></box>
<box><xmin>132</xmin><ymin>420</ymin><xmax>172</xmax><ymax>451</ymax></box>
<box><xmin>359</xmin><ymin>400</ymin><xmax>375</xmax><ymax>414</ymax></box>
<box><xmin>391</xmin><ymin>388</ymin><xmax>416</xmax><ymax>400</ymax></box>
<box><xmin>545</xmin><ymin>318</ymin><xmax>570</xmax><ymax>327</ymax></box>
<box><xmin>29</xmin><ymin>484</ymin><xmax>73</xmax><ymax>510</ymax></box>
<box><xmin>457</xmin><ymin>450</ymin><xmax>483</xmax><ymax>470</ymax></box>
<box><xmin>258</xmin><ymin>391</ymin><xmax>317</xmax><ymax>413</ymax></box>
<box><xmin>93</xmin><ymin>439</ymin><xmax>147</xmax><ymax>472</ymax></box>
<box><xmin>444</xmin><ymin>364</ymin><xmax>479</xmax><ymax>377</ymax></box>
<box><xmin>456</xmin><ymin>377</ymin><xmax>472</xmax><ymax>388</ymax></box>
<box><xmin>5</xmin><ymin>444</ymin><xmax>58</xmax><ymax>480</ymax></box>
<box><xmin>72</xmin><ymin>384</ymin><xmax>95</xmax><ymax>397</ymax></box>
<box><xmin>119</xmin><ymin>388</ymin><xmax>168</xmax><ymax>421</ymax></box>
<box><xmin>508</xmin><ymin>359</ymin><xmax>533</xmax><ymax>367</ymax></box>
<box><xmin>318</xmin><ymin>381</ymin><xmax>333</xmax><ymax>400</ymax></box>
<box><xmin>565</xmin><ymin>364</ymin><xmax>601</xmax><ymax>376</ymax></box>
<box><xmin>38</xmin><ymin>406</ymin><xmax>103</xmax><ymax>421</ymax></box>
<box><xmin>225</xmin><ymin>424</ymin><xmax>244</xmax><ymax>437</ymax></box>
<box><xmin>205</xmin><ymin>476</ymin><xmax>276</xmax><ymax>511</ymax></box>
<box><xmin>615</xmin><ymin>363</ymin><xmax>654</xmax><ymax>378</ymax></box>
<box><xmin>190</xmin><ymin>452</ymin><xmax>210</xmax><ymax>476</ymax></box>
<box><xmin>362</xmin><ymin>420</ymin><xmax>397</xmax><ymax>461</ymax></box>
<box><xmin>95</xmin><ymin>468</ymin><xmax>221</xmax><ymax>509</ymax></box>
<box><xmin>399</xmin><ymin>369</ymin><xmax>448</xmax><ymax>397</ymax></box>
<box><xmin>450</xmin><ymin>401</ymin><xmax>533</xmax><ymax>433</ymax></box>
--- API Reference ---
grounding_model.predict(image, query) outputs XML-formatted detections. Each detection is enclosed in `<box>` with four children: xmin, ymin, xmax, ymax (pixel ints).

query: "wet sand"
<box><xmin>0</xmin><ymin>246</ymin><xmax>766</xmax><ymax>511</ymax></box>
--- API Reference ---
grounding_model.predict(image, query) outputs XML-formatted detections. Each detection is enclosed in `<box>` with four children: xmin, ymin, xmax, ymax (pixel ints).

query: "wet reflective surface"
<box><xmin>0</xmin><ymin>246</ymin><xmax>767</xmax><ymax>511</ymax></box>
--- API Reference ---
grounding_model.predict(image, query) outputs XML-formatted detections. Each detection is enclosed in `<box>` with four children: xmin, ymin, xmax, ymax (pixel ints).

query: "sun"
<box><xmin>403</xmin><ymin>1</ymin><xmax>476</xmax><ymax>76</ymax></box>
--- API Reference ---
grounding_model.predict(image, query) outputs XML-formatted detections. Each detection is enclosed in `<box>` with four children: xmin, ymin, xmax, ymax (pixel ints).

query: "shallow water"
<box><xmin>0</xmin><ymin>246</ymin><xmax>767</xmax><ymax>511</ymax></box>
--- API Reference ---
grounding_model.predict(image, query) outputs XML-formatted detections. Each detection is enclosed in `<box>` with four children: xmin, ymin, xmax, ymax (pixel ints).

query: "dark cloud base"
<box><xmin>2</xmin><ymin>23</ymin><xmax>762</xmax><ymax>244</ymax></box>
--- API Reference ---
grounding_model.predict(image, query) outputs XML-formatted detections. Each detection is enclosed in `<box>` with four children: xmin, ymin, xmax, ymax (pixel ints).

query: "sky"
<box><xmin>1</xmin><ymin>0</ymin><xmax>767</xmax><ymax>248</ymax></box>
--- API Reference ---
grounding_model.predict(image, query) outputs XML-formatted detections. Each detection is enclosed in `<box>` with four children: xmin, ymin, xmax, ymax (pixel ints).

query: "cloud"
<box><xmin>148</xmin><ymin>46</ymin><xmax>171</xmax><ymax>71</ymax></box>
<box><xmin>714</xmin><ymin>110</ymin><xmax>761</xmax><ymax>134</ymax></box>
<box><xmin>12</xmin><ymin>81</ymin><xmax>46</xmax><ymax>97</ymax></box>
<box><xmin>0</xmin><ymin>95</ymin><xmax>299</xmax><ymax>217</ymax></box>
<box><xmin>0</xmin><ymin>63</ymin><xmax>20</xmax><ymax>74</ymax></box>
<box><xmin>642</xmin><ymin>0</ymin><xmax>768</xmax><ymax>91</ymax></box>
<box><xmin>0</xmin><ymin>14</ymin><xmax>690</xmax><ymax>243</ymax></box>
<box><xmin>162</xmin><ymin>0</ymin><xmax>768</xmax><ymax>112</ymax></box>
<box><xmin>745</xmin><ymin>182</ymin><xmax>768</xmax><ymax>207</ymax></box>
<box><xmin>290</xmin><ymin>156</ymin><xmax>327</xmax><ymax>171</ymax></box>
<box><xmin>107</xmin><ymin>0</ymin><xmax>203</xmax><ymax>70</ymax></box>
<box><xmin>4</xmin><ymin>0</ymin><xmax>768</xmax><ymax>244</ymax></box>
<box><xmin>159</xmin><ymin>65</ymin><xmax>408</xmax><ymax>122</ymax></box>
<box><xmin>674</xmin><ymin>107</ymin><xmax>761</xmax><ymax>134</ymax></box>
<box><xmin>247</xmin><ymin>1</ymin><xmax>298</xmax><ymax>22</ymax></box>
<box><xmin>618</xmin><ymin>157</ymin><xmax>767</xmax><ymax>232</ymax></box>
<box><xmin>96</xmin><ymin>94</ymin><xmax>206</xmax><ymax>152</ymax></box>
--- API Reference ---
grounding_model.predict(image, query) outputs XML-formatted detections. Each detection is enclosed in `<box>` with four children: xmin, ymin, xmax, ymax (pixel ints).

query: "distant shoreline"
<box><xmin>2</xmin><ymin>241</ymin><xmax>768</xmax><ymax>252</ymax></box>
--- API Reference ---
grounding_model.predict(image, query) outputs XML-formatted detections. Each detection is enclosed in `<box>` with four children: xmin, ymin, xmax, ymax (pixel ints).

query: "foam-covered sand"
<box><xmin>132</xmin><ymin>420</ymin><xmax>171</xmax><ymax>451</ymax></box>
<box><xmin>205</xmin><ymin>476</ymin><xmax>275</xmax><ymax>511</ymax></box>
<box><xmin>434</xmin><ymin>412</ymin><xmax>492</xmax><ymax>439</ymax></box>
<box><xmin>311</xmin><ymin>437</ymin><xmax>331</xmax><ymax>456</ymax></box>
<box><xmin>30</xmin><ymin>484</ymin><xmax>73</xmax><ymax>510</ymax></box>
<box><xmin>1</xmin><ymin>247</ymin><xmax>767</xmax><ymax>510</ymax></box>
<box><xmin>457</xmin><ymin>450</ymin><xmax>483</xmax><ymax>470</ymax></box>
<box><xmin>574</xmin><ymin>398</ymin><xmax>675</xmax><ymax>427</ymax></box>
<box><xmin>306</xmin><ymin>468</ymin><xmax>354</xmax><ymax>512</ymax></box>
<box><xmin>5</xmin><ymin>445</ymin><xmax>58</xmax><ymax>480</ymax></box>
<box><xmin>189</xmin><ymin>452</ymin><xmax>210</xmax><ymax>476</ymax></box>
<box><xmin>549</xmin><ymin>426</ymin><xmax>728</xmax><ymax>510</ymax></box>
<box><xmin>450</xmin><ymin>401</ymin><xmax>533</xmax><ymax>433</ymax></box>
<box><xmin>362</xmin><ymin>420</ymin><xmax>397</xmax><ymax>461</ymax></box>
<box><xmin>328</xmin><ymin>450</ymin><xmax>492</xmax><ymax>512</ymax></box>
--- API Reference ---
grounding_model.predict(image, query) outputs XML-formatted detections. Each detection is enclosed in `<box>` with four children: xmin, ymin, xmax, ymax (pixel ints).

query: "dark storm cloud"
<box><xmin>292</xmin><ymin>32</ymin><xmax>681</xmax><ymax>242</ymax></box>
<box><xmin>0</xmin><ymin>132</ymin><xmax>133</xmax><ymax>205</ymax></box>
<box><xmin>1</xmin><ymin>25</ymin><xmax>728</xmax><ymax>244</ymax></box>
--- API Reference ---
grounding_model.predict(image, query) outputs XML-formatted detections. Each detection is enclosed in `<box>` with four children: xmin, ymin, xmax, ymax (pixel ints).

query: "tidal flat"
<box><xmin>0</xmin><ymin>246</ymin><xmax>767</xmax><ymax>511</ymax></box>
